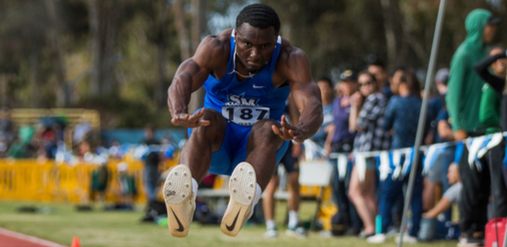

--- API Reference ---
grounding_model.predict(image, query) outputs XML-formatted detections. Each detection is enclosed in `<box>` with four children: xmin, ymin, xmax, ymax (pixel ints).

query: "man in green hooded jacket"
<box><xmin>446</xmin><ymin>9</ymin><xmax>497</xmax><ymax>139</ymax></box>
<box><xmin>446</xmin><ymin>9</ymin><xmax>505</xmax><ymax>246</ymax></box>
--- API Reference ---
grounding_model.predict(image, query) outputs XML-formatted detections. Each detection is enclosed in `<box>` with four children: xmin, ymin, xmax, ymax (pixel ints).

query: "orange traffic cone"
<box><xmin>70</xmin><ymin>236</ymin><xmax>80</xmax><ymax>247</ymax></box>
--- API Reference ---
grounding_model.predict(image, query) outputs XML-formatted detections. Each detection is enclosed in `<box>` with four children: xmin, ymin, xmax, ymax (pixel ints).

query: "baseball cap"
<box><xmin>340</xmin><ymin>70</ymin><xmax>357</xmax><ymax>82</ymax></box>
<box><xmin>434</xmin><ymin>68</ymin><xmax>449</xmax><ymax>85</ymax></box>
<box><xmin>488</xmin><ymin>16</ymin><xmax>501</xmax><ymax>25</ymax></box>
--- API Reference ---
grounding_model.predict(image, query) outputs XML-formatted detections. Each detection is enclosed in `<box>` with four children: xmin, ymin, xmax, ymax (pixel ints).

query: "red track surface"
<box><xmin>0</xmin><ymin>228</ymin><xmax>66</xmax><ymax>247</ymax></box>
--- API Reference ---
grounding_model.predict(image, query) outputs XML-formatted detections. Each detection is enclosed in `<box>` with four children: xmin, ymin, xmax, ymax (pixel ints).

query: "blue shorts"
<box><xmin>188</xmin><ymin>121</ymin><xmax>289</xmax><ymax>176</ymax></box>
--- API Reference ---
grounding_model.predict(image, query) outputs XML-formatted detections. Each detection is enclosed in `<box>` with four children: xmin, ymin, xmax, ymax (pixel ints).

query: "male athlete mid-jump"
<box><xmin>164</xmin><ymin>4</ymin><xmax>323</xmax><ymax>237</ymax></box>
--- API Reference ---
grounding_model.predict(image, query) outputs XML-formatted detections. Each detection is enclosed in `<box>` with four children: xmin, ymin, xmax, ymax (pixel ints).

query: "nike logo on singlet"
<box><xmin>253</xmin><ymin>84</ymin><xmax>265</xmax><ymax>89</ymax></box>
<box><xmin>226</xmin><ymin>209</ymin><xmax>241</xmax><ymax>231</ymax></box>
<box><xmin>171</xmin><ymin>208</ymin><xmax>185</xmax><ymax>232</ymax></box>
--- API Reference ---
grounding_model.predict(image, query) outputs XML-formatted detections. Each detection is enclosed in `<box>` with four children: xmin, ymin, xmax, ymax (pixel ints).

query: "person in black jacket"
<box><xmin>474</xmin><ymin>47</ymin><xmax>506</xmax><ymax>129</ymax></box>
<box><xmin>474</xmin><ymin>47</ymin><xmax>507</xmax><ymax>193</ymax></box>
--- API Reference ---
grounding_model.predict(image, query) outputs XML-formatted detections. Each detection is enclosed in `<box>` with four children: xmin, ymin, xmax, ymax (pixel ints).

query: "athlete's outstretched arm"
<box><xmin>167</xmin><ymin>35</ymin><xmax>228</xmax><ymax>128</ymax></box>
<box><xmin>272</xmin><ymin>48</ymin><xmax>323</xmax><ymax>143</ymax></box>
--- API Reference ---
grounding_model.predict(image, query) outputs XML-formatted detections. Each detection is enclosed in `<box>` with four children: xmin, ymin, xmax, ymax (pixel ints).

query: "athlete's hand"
<box><xmin>271</xmin><ymin>115</ymin><xmax>305</xmax><ymax>144</ymax></box>
<box><xmin>171</xmin><ymin>108</ymin><xmax>210</xmax><ymax>128</ymax></box>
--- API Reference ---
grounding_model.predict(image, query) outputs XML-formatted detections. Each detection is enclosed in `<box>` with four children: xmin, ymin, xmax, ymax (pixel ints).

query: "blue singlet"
<box><xmin>188</xmin><ymin>30</ymin><xmax>290</xmax><ymax>175</ymax></box>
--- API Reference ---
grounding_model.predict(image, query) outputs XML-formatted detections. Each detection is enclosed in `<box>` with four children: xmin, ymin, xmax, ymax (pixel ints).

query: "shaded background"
<box><xmin>0</xmin><ymin>0</ymin><xmax>505</xmax><ymax>129</ymax></box>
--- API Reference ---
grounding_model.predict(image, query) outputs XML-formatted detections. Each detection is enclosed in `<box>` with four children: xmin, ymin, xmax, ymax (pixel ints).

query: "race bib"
<box><xmin>222</xmin><ymin>105</ymin><xmax>270</xmax><ymax>126</ymax></box>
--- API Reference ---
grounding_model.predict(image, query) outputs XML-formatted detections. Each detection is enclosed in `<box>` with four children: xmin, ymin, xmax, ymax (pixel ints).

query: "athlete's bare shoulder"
<box><xmin>273</xmin><ymin>38</ymin><xmax>312</xmax><ymax>86</ymax></box>
<box><xmin>193</xmin><ymin>29</ymin><xmax>233</xmax><ymax>70</ymax></box>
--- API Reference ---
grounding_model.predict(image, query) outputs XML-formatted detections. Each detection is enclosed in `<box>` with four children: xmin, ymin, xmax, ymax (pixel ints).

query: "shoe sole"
<box><xmin>163</xmin><ymin>164</ymin><xmax>193</xmax><ymax>238</ymax></box>
<box><xmin>220</xmin><ymin>162</ymin><xmax>257</xmax><ymax>237</ymax></box>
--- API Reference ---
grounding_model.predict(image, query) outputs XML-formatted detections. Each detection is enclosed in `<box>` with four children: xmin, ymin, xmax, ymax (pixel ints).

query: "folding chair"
<box><xmin>298</xmin><ymin>159</ymin><xmax>332</xmax><ymax>231</ymax></box>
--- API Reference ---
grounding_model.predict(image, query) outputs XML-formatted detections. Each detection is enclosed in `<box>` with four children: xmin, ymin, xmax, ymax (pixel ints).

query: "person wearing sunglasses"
<box><xmin>348</xmin><ymin>71</ymin><xmax>390</xmax><ymax>239</ymax></box>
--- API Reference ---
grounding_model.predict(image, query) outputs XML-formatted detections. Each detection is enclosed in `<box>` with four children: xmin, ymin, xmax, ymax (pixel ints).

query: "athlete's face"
<box><xmin>235</xmin><ymin>23</ymin><xmax>278</xmax><ymax>73</ymax></box>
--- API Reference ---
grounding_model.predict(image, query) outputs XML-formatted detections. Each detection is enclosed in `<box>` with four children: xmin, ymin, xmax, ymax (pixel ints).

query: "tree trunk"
<box><xmin>87</xmin><ymin>0</ymin><xmax>119</xmax><ymax>96</ymax></box>
<box><xmin>156</xmin><ymin>44</ymin><xmax>168</xmax><ymax>111</ymax></box>
<box><xmin>188</xmin><ymin>0</ymin><xmax>205</xmax><ymax>114</ymax></box>
<box><xmin>191</xmin><ymin>0</ymin><xmax>202</xmax><ymax>53</ymax></box>
<box><xmin>173</xmin><ymin>0</ymin><xmax>191</xmax><ymax>60</ymax></box>
<box><xmin>0</xmin><ymin>75</ymin><xmax>7</xmax><ymax>107</ymax></box>
<box><xmin>155</xmin><ymin>0</ymin><xmax>170</xmax><ymax>111</ymax></box>
<box><xmin>379</xmin><ymin>0</ymin><xmax>398</xmax><ymax>67</ymax></box>
<box><xmin>102</xmin><ymin>1</ymin><xmax>119</xmax><ymax>95</ymax></box>
<box><xmin>44</xmin><ymin>0</ymin><xmax>69</xmax><ymax>107</ymax></box>
<box><xmin>87</xmin><ymin>0</ymin><xmax>100</xmax><ymax>96</ymax></box>
<box><xmin>30</xmin><ymin>49</ymin><xmax>39</xmax><ymax>108</ymax></box>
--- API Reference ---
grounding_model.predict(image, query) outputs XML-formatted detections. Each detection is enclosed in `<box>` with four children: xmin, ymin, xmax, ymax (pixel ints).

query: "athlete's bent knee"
<box><xmin>251</xmin><ymin>119</ymin><xmax>283</xmax><ymax>144</ymax></box>
<box><xmin>192</xmin><ymin>109</ymin><xmax>226</xmax><ymax>138</ymax></box>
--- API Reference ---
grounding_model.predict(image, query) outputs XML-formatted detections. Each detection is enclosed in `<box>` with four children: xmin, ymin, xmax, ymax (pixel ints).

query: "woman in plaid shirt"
<box><xmin>347</xmin><ymin>71</ymin><xmax>390</xmax><ymax>238</ymax></box>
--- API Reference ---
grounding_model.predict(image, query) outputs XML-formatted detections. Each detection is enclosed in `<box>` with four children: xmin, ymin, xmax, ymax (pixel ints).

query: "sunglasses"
<box><xmin>359</xmin><ymin>81</ymin><xmax>372</xmax><ymax>87</ymax></box>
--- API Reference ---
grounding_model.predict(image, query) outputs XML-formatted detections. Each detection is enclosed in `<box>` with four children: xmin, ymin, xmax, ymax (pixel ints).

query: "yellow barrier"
<box><xmin>0</xmin><ymin>158</ymin><xmax>178</xmax><ymax>204</ymax></box>
<box><xmin>0</xmin><ymin>157</ymin><xmax>332</xmax><ymax>205</ymax></box>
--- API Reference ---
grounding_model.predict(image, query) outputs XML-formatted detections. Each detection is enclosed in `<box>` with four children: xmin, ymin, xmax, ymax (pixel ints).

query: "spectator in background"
<box><xmin>426</xmin><ymin>68</ymin><xmax>449</xmax><ymax>144</ymax></box>
<box><xmin>475</xmin><ymin>47</ymin><xmax>507</xmax><ymax>131</ymax></box>
<box><xmin>446</xmin><ymin>9</ymin><xmax>500</xmax><ymax>245</ymax></box>
<box><xmin>423</xmin><ymin>69</ymin><xmax>454</xmax><ymax>220</ymax></box>
<box><xmin>348</xmin><ymin>71</ymin><xmax>390</xmax><ymax>238</ymax></box>
<box><xmin>368</xmin><ymin>61</ymin><xmax>392</xmax><ymax>100</ymax></box>
<box><xmin>263</xmin><ymin>96</ymin><xmax>306</xmax><ymax>238</ymax></box>
<box><xmin>477</xmin><ymin>46</ymin><xmax>506</xmax><ymax>132</ymax></box>
<box><xmin>446</xmin><ymin>9</ymin><xmax>497</xmax><ymax>140</ymax></box>
<box><xmin>389</xmin><ymin>67</ymin><xmax>405</xmax><ymax>96</ymax></box>
<box><xmin>475</xmin><ymin>47</ymin><xmax>507</xmax><ymax>191</ymax></box>
<box><xmin>386</xmin><ymin>66</ymin><xmax>407</xmax><ymax>235</ymax></box>
<box><xmin>73</xmin><ymin>117</ymin><xmax>92</xmax><ymax>144</ymax></box>
<box><xmin>0</xmin><ymin>107</ymin><xmax>14</xmax><ymax>157</ymax></box>
<box><xmin>0</xmin><ymin>107</ymin><xmax>13</xmax><ymax>144</ymax></box>
<box><xmin>161</xmin><ymin>137</ymin><xmax>176</xmax><ymax>159</ymax></box>
<box><xmin>77</xmin><ymin>140</ymin><xmax>92</xmax><ymax>159</ymax></box>
<box><xmin>327</xmin><ymin>70</ymin><xmax>363</xmax><ymax>235</ymax></box>
<box><xmin>142</xmin><ymin>124</ymin><xmax>161</xmax><ymax>202</ymax></box>
<box><xmin>115</xmin><ymin>162</ymin><xmax>137</xmax><ymax>210</ymax></box>
<box><xmin>429</xmin><ymin>107</ymin><xmax>456</xmax><ymax>215</ymax></box>
<box><xmin>457</xmin><ymin>45</ymin><xmax>507</xmax><ymax>245</ymax></box>
<box><xmin>422</xmin><ymin>163</ymin><xmax>462</xmax><ymax>221</ymax></box>
<box><xmin>419</xmin><ymin>163</ymin><xmax>462</xmax><ymax>241</ymax></box>
<box><xmin>8</xmin><ymin>125</ymin><xmax>37</xmax><ymax>159</ymax></box>
<box><xmin>311</xmin><ymin>77</ymin><xmax>334</xmax><ymax>149</ymax></box>
<box><xmin>368</xmin><ymin>71</ymin><xmax>424</xmax><ymax>243</ymax></box>
<box><xmin>41</xmin><ymin>126</ymin><xmax>58</xmax><ymax>159</ymax></box>
<box><xmin>90</xmin><ymin>160</ymin><xmax>109</xmax><ymax>203</ymax></box>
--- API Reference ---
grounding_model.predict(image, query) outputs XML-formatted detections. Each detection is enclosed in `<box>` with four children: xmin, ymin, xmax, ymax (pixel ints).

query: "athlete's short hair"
<box><xmin>236</xmin><ymin>4</ymin><xmax>280</xmax><ymax>33</ymax></box>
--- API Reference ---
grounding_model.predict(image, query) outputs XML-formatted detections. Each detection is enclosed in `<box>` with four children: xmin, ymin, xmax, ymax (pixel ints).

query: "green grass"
<box><xmin>0</xmin><ymin>200</ymin><xmax>458</xmax><ymax>247</ymax></box>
